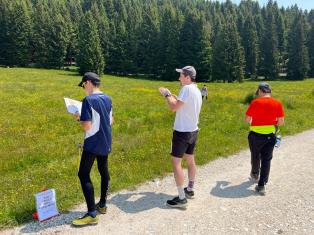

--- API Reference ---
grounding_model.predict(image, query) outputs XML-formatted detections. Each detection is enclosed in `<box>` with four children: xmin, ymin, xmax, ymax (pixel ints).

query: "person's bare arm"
<box><xmin>166</xmin><ymin>95</ymin><xmax>184</xmax><ymax>112</ymax></box>
<box><xmin>159</xmin><ymin>87</ymin><xmax>184</xmax><ymax>112</ymax></box>
<box><xmin>81</xmin><ymin>121</ymin><xmax>92</xmax><ymax>131</ymax></box>
<box><xmin>244</xmin><ymin>115</ymin><xmax>252</xmax><ymax>124</ymax></box>
<box><xmin>277</xmin><ymin>117</ymin><xmax>284</xmax><ymax>126</ymax></box>
<box><xmin>73</xmin><ymin>112</ymin><xmax>92</xmax><ymax>131</ymax></box>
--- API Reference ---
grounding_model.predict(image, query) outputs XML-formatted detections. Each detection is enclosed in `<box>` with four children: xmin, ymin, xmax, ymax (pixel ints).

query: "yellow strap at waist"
<box><xmin>250</xmin><ymin>125</ymin><xmax>275</xmax><ymax>134</ymax></box>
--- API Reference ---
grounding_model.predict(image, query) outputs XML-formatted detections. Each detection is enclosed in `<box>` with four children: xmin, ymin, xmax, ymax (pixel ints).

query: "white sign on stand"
<box><xmin>35</xmin><ymin>189</ymin><xmax>59</xmax><ymax>222</ymax></box>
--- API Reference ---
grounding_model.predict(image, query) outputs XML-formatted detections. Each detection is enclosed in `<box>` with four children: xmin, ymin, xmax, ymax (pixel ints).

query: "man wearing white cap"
<box><xmin>159</xmin><ymin>66</ymin><xmax>202</xmax><ymax>208</ymax></box>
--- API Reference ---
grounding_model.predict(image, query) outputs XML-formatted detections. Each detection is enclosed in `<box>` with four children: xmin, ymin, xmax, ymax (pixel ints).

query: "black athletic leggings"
<box><xmin>248</xmin><ymin>131</ymin><xmax>276</xmax><ymax>186</ymax></box>
<box><xmin>78</xmin><ymin>150</ymin><xmax>110</xmax><ymax>212</ymax></box>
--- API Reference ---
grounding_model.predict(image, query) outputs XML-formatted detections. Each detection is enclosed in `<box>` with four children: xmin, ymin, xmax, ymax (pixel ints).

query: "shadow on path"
<box><xmin>108</xmin><ymin>191</ymin><xmax>174</xmax><ymax>213</ymax></box>
<box><xmin>210</xmin><ymin>179</ymin><xmax>256</xmax><ymax>198</ymax></box>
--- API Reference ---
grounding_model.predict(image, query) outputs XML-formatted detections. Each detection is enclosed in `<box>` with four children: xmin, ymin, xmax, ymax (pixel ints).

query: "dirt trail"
<box><xmin>5</xmin><ymin>129</ymin><xmax>314</xmax><ymax>235</ymax></box>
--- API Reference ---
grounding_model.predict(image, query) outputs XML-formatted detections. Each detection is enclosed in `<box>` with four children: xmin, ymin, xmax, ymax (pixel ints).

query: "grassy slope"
<box><xmin>0</xmin><ymin>68</ymin><xmax>313</xmax><ymax>228</ymax></box>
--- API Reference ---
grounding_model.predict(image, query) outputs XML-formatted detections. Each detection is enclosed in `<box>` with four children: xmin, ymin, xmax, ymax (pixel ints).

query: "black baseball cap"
<box><xmin>256</xmin><ymin>82</ymin><xmax>271</xmax><ymax>95</ymax></box>
<box><xmin>78</xmin><ymin>72</ymin><xmax>101</xmax><ymax>87</ymax></box>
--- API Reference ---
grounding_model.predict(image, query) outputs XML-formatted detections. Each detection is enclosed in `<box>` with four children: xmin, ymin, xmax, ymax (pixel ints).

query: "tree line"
<box><xmin>0</xmin><ymin>0</ymin><xmax>313</xmax><ymax>81</ymax></box>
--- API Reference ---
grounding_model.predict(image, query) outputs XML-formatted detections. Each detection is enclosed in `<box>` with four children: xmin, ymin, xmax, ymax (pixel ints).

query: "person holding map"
<box><xmin>71</xmin><ymin>72</ymin><xmax>113</xmax><ymax>226</ymax></box>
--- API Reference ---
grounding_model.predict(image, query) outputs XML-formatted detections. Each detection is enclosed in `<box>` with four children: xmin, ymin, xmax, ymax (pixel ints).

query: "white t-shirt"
<box><xmin>174</xmin><ymin>83</ymin><xmax>202</xmax><ymax>132</ymax></box>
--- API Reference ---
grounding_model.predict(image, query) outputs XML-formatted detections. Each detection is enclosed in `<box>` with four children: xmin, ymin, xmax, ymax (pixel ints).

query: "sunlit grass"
<box><xmin>0</xmin><ymin>68</ymin><xmax>313</xmax><ymax>228</ymax></box>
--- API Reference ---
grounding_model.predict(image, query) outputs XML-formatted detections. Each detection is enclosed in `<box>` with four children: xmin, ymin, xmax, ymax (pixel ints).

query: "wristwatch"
<box><xmin>165</xmin><ymin>93</ymin><xmax>171</xmax><ymax>98</ymax></box>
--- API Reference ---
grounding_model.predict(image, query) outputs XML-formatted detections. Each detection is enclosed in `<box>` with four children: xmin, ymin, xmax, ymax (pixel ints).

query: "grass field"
<box><xmin>0</xmin><ymin>67</ymin><xmax>314</xmax><ymax>228</ymax></box>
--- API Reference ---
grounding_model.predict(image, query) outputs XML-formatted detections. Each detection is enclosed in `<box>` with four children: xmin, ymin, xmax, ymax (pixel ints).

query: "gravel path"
<box><xmin>4</xmin><ymin>129</ymin><xmax>314</xmax><ymax>235</ymax></box>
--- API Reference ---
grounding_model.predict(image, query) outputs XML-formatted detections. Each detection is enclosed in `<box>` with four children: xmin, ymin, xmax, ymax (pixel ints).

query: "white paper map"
<box><xmin>35</xmin><ymin>189</ymin><xmax>59</xmax><ymax>222</ymax></box>
<box><xmin>64</xmin><ymin>97</ymin><xmax>82</xmax><ymax>115</ymax></box>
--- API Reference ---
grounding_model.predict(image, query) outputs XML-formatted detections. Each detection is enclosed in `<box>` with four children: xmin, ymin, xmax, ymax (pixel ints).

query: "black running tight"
<box><xmin>78</xmin><ymin>150</ymin><xmax>110</xmax><ymax>212</ymax></box>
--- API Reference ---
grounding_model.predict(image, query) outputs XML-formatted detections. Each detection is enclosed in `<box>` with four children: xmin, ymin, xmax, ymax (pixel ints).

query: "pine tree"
<box><xmin>0</xmin><ymin>0</ymin><xmax>11</xmax><ymax>65</ymax></box>
<box><xmin>43</xmin><ymin>1</ymin><xmax>69</xmax><ymax>68</ymax></box>
<box><xmin>242</xmin><ymin>14</ymin><xmax>258</xmax><ymax>78</ymax></box>
<box><xmin>212</xmin><ymin>24</ymin><xmax>228</xmax><ymax>82</ymax></box>
<box><xmin>91</xmin><ymin>2</ymin><xmax>109</xmax><ymax>69</ymax></box>
<box><xmin>103</xmin><ymin>0</ymin><xmax>116</xmax><ymax>71</ymax></box>
<box><xmin>77</xmin><ymin>11</ymin><xmax>105</xmax><ymax>75</ymax></box>
<box><xmin>46</xmin><ymin>13</ymin><xmax>69</xmax><ymax>68</ymax></box>
<box><xmin>109</xmin><ymin>20</ymin><xmax>129</xmax><ymax>74</ymax></box>
<box><xmin>254</xmin><ymin>12</ymin><xmax>265</xmax><ymax>76</ymax></box>
<box><xmin>158</xmin><ymin>4</ymin><xmax>182</xmax><ymax>80</ymax></box>
<box><xmin>211</xmin><ymin>10</ymin><xmax>224</xmax><ymax>44</ymax></box>
<box><xmin>32</xmin><ymin>1</ymin><xmax>51</xmax><ymax>67</ymax></box>
<box><xmin>276</xmin><ymin>10</ymin><xmax>286</xmax><ymax>74</ymax></box>
<box><xmin>197</xmin><ymin>17</ymin><xmax>212</xmax><ymax>81</ymax></box>
<box><xmin>177</xmin><ymin>11</ymin><xmax>202</xmax><ymax>67</ymax></box>
<box><xmin>6</xmin><ymin>0</ymin><xmax>32</xmax><ymax>66</ymax></box>
<box><xmin>212</xmin><ymin>19</ymin><xmax>245</xmax><ymax>83</ymax></box>
<box><xmin>106</xmin><ymin>1</ymin><xmax>129</xmax><ymax>73</ymax></box>
<box><xmin>260</xmin><ymin>1</ymin><xmax>279</xmax><ymax>79</ymax></box>
<box><xmin>287</xmin><ymin>13</ymin><xmax>309</xmax><ymax>80</ymax></box>
<box><xmin>137</xmin><ymin>1</ymin><xmax>160</xmax><ymax>75</ymax></box>
<box><xmin>123</xmin><ymin>0</ymin><xmax>142</xmax><ymax>74</ymax></box>
<box><xmin>104</xmin><ymin>0</ymin><xmax>115</xmax><ymax>19</ymax></box>
<box><xmin>226</xmin><ymin>19</ymin><xmax>245</xmax><ymax>82</ymax></box>
<box><xmin>65</xmin><ymin>0</ymin><xmax>83</xmax><ymax>66</ymax></box>
<box><xmin>308</xmin><ymin>10</ymin><xmax>314</xmax><ymax>77</ymax></box>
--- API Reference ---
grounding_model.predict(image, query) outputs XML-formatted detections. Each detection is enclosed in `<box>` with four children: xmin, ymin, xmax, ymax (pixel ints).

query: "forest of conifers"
<box><xmin>0</xmin><ymin>0</ymin><xmax>313</xmax><ymax>81</ymax></box>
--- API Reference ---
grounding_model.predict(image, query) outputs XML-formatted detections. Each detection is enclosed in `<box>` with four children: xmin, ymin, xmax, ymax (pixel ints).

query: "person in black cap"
<box><xmin>72</xmin><ymin>72</ymin><xmax>113</xmax><ymax>226</ymax></box>
<box><xmin>245</xmin><ymin>82</ymin><xmax>284</xmax><ymax>195</ymax></box>
<box><xmin>159</xmin><ymin>65</ymin><xmax>202</xmax><ymax>208</ymax></box>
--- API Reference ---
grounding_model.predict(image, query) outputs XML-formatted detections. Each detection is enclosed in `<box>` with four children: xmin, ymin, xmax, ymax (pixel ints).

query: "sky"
<box><xmin>223</xmin><ymin>0</ymin><xmax>314</xmax><ymax>11</ymax></box>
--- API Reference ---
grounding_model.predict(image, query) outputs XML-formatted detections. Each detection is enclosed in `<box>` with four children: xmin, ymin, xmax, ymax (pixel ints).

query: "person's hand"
<box><xmin>159</xmin><ymin>87</ymin><xmax>171</xmax><ymax>97</ymax></box>
<box><xmin>73</xmin><ymin>112</ymin><xmax>80</xmax><ymax>121</ymax></box>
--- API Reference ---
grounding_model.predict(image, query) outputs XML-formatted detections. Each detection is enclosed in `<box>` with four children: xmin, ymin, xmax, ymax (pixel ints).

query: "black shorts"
<box><xmin>171</xmin><ymin>130</ymin><xmax>199</xmax><ymax>158</ymax></box>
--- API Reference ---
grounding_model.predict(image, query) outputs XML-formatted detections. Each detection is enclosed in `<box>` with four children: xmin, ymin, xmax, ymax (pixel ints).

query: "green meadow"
<box><xmin>0</xmin><ymin>67</ymin><xmax>314</xmax><ymax>228</ymax></box>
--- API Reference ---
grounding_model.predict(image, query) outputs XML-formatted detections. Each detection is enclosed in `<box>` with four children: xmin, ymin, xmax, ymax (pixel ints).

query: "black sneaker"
<box><xmin>166</xmin><ymin>196</ymin><xmax>187</xmax><ymax>208</ymax></box>
<box><xmin>255</xmin><ymin>185</ymin><xmax>266</xmax><ymax>196</ymax></box>
<box><xmin>184</xmin><ymin>187</ymin><xmax>195</xmax><ymax>199</ymax></box>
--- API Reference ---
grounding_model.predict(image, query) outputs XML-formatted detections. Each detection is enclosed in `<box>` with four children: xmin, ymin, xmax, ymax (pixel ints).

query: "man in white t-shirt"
<box><xmin>159</xmin><ymin>65</ymin><xmax>202</xmax><ymax>208</ymax></box>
